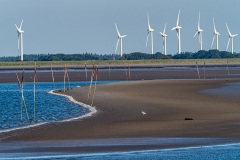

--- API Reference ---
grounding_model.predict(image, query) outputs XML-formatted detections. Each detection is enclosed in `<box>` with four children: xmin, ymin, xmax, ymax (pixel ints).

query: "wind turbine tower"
<box><xmin>15</xmin><ymin>19</ymin><xmax>24</xmax><ymax>61</ymax></box>
<box><xmin>115</xmin><ymin>23</ymin><xmax>127</xmax><ymax>57</ymax></box>
<box><xmin>226</xmin><ymin>23</ymin><xmax>238</xmax><ymax>54</ymax></box>
<box><xmin>194</xmin><ymin>12</ymin><xmax>203</xmax><ymax>50</ymax></box>
<box><xmin>211</xmin><ymin>17</ymin><xmax>220</xmax><ymax>50</ymax></box>
<box><xmin>160</xmin><ymin>23</ymin><xmax>167</xmax><ymax>55</ymax></box>
<box><xmin>146</xmin><ymin>12</ymin><xmax>154</xmax><ymax>54</ymax></box>
<box><xmin>172</xmin><ymin>10</ymin><xmax>182</xmax><ymax>54</ymax></box>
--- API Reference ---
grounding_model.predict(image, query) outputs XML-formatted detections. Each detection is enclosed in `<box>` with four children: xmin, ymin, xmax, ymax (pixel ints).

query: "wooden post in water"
<box><xmin>21</xmin><ymin>69</ymin><xmax>29</xmax><ymax>121</ymax></box>
<box><xmin>204</xmin><ymin>61</ymin><xmax>206</xmax><ymax>79</ymax></box>
<box><xmin>64</xmin><ymin>64</ymin><xmax>66</xmax><ymax>92</ymax></box>
<box><xmin>128</xmin><ymin>64</ymin><xmax>131</xmax><ymax>80</ymax></box>
<box><xmin>66</xmin><ymin>65</ymin><xmax>70</xmax><ymax>90</ymax></box>
<box><xmin>51</xmin><ymin>64</ymin><xmax>55</xmax><ymax>89</ymax></box>
<box><xmin>108</xmin><ymin>63</ymin><xmax>111</xmax><ymax>77</ymax></box>
<box><xmin>91</xmin><ymin>66</ymin><xmax>98</xmax><ymax>107</ymax></box>
<box><xmin>85</xmin><ymin>62</ymin><xmax>87</xmax><ymax>84</ymax></box>
<box><xmin>227</xmin><ymin>60</ymin><xmax>230</xmax><ymax>75</ymax></box>
<box><xmin>87</xmin><ymin>64</ymin><xmax>94</xmax><ymax>101</ymax></box>
<box><xmin>16</xmin><ymin>73</ymin><xmax>23</xmax><ymax>122</ymax></box>
<box><xmin>33</xmin><ymin>63</ymin><xmax>37</xmax><ymax>122</ymax></box>
<box><xmin>196</xmin><ymin>62</ymin><xmax>200</xmax><ymax>79</ymax></box>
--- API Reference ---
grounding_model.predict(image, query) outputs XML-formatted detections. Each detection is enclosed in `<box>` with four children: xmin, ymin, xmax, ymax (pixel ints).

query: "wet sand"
<box><xmin>0</xmin><ymin>65</ymin><xmax>240</xmax><ymax>153</ymax></box>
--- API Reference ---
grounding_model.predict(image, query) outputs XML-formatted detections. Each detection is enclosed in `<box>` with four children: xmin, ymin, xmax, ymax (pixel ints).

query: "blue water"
<box><xmin>0</xmin><ymin>81</ymin><xmax>114</xmax><ymax>132</ymax></box>
<box><xmin>1</xmin><ymin>143</ymin><xmax>240</xmax><ymax>160</ymax></box>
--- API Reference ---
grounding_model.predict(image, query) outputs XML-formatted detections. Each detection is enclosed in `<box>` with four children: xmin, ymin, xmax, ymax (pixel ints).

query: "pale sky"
<box><xmin>0</xmin><ymin>0</ymin><xmax>239</xmax><ymax>57</ymax></box>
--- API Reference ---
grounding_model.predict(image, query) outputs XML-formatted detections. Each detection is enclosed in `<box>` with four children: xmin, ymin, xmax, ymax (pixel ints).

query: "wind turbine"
<box><xmin>172</xmin><ymin>10</ymin><xmax>182</xmax><ymax>54</ymax></box>
<box><xmin>115</xmin><ymin>23</ymin><xmax>127</xmax><ymax>57</ymax></box>
<box><xmin>160</xmin><ymin>23</ymin><xmax>167</xmax><ymax>55</ymax></box>
<box><xmin>226</xmin><ymin>23</ymin><xmax>238</xmax><ymax>54</ymax></box>
<box><xmin>194</xmin><ymin>12</ymin><xmax>203</xmax><ymax>50</ymax></box>
<box><xmin>211</xmin><ymin>17</ymin><xmax>220</xmax><ymax>50</ymax></box>
<box><xmin>146</xmin><ymin>12</ymin><xmax>154</xmax><ymax>54</ymax></box>
<box><xmin>15</xmin><ymin>19</ymin><xmax>24</xmax><ymax>61</ymax></box>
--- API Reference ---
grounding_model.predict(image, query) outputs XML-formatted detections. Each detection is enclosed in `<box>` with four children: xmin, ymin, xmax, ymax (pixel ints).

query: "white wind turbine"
<box><xmin>172</xmin><ymin>10</ymin><xmax>182</xmax><ymax>54</ymax></box>
<box><xmin>194</xmin><ymin>12</ymin><xmax>203</xmax><ymax>50</ymax></box>
<box><xmin>115</xmin><ymin>23</ymin><xmax>127</xmax><ymax>57</ymax></box>
<box><xmin>146</xmin><ymin>12</ymin><xmax>154</xmax><ymax>54</ymax></box>
<box><xmin>15</xmin><ymin>19</ymin><xmax>24</xmax><ymax>61</ymax></box>
<box><xmin>211</xmin><ymin>17</ymin><xmax>220</xmax><ymax>50</ymax></box>
<box><xmin>160</xmin><ymin>23</ymin><xmax>167</xmax><ymax>55</ymax></box>
<box><xmin>226</xmin><ymin>23</ymin><xmax>238</xmax><ymax>54</ymax></box>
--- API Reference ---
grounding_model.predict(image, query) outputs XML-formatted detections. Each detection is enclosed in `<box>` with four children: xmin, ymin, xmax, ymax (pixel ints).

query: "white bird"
<box><xmin>115</xmin><ymin>23</ymin><xmax>127</xmax><ymax>57</ymax></box>
<box><xmin>146</xmin><ymin>12</ymin><xmax>154</xmax><ymax>54</ymax></box>
<box><xmin>211</xmin><ymin>17</ymin><xmax>220</xmax><ymax>50</ymax></box>
<box><xmin>142</xmin><ymin>111</ymin><xmax>146</xmax><ymax>115</ymax></box>
<box><xmin>160</xmin><ymin>23</ymin><xmax>167</xmax><ymax>55</ymax></box>
<box><xmin>15</xmin><ymin>19</ymin><xmax>24</xmax><ymax>61</ymax></box>
<box><xmin>172</xmin><ymin>10</ymin><xmax>182</xmax><ymax>54</ymax></box>
<box><xmin>194</xmin><ymin>12</ymin><xmax>203</xmax><ymax>51</ymax></box>
<box><xmin>226</xmin><ymin>23</ymin><xmax>238</xmax><ymax>54</ymax></box>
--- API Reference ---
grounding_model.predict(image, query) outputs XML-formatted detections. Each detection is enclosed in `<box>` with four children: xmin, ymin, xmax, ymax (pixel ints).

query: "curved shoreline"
<box><xmin>48</xmin><ymin>90</ymin><xmax>97</xmax><ymax>122</ymax></box>
<box><xmin>0</xmin><ymin>89</ymin><xmax>96</xmax><ymax>135</ymax></box>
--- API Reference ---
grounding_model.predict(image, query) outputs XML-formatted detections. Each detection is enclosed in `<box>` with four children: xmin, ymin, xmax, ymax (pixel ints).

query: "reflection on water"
<box><xmin>0</xmin><ymin>81</ymin><xmax>115</xmax><ymax>132</ymax></box>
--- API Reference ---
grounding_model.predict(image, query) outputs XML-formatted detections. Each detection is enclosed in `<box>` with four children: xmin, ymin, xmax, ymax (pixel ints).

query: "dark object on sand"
<box><xmin>185</xmin><ymin>118</ymin><xmax>193</xmax><ymax>121</ymax></box>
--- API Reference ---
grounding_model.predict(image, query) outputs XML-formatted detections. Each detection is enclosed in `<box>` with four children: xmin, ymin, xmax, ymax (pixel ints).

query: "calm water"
<box><xmin>0</xmin><ymin>80</ymin><xmax>114</xmax><ymax>132</ymax></box>
<box><xmin>1</xmin><ymin>142</ymin><xmax>240</xmax><ymax>160</ymax></box>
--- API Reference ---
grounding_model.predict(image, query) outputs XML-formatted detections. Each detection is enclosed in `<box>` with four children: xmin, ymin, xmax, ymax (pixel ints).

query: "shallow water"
<box><xmin>202</xmin><ymin>82</ymin><xmax>240</xmax><ymax>98</ymax></box>
<box><xmin>0</xmin><ymin>81</ymin><xmax>115</xmax><ymax>132</ymax></box>
<box><xmin>1</xmin><ymin>140</ymin><xmax>240</xmax><ymax>160</ymax></box>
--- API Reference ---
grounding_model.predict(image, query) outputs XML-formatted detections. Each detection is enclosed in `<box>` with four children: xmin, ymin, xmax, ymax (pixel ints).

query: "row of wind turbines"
<box><xmin>114</xmin><ymin>10</ymin><xmax>238</xmax><ymax>57</ymax></box>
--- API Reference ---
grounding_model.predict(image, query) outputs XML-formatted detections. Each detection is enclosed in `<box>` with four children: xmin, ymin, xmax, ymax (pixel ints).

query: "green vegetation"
<box><xmin>0</xmin><ymin>50</ymin><xmax>240</xmax><ymax>66</ymax></box>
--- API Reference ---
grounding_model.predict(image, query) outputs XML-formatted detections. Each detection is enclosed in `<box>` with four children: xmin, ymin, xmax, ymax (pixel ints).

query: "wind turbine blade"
<box><xmin>146</xmin><ymin>33</ymin><xmax>149</xmax><ymax>47</ymax></box>
<box><xmin>15</xmin><ymin>24</ymin><xmax>19</xmax><ymax>30</ymax></box>
<box><xmin>171</xmin><ymin>27</ymin><xmax>176</xmax><ymax>31</ymax></box>
<box><xmin>198</xmin><ymin>12</ymin><xmax>200</xmax><ymax>29</ymax></box>
<box><xmin>163</xmin><ymin>23</ymin><xmax>167</xmax><ymax>34</ymax></box>
<box><xmin>194</xmin><ymin>31</ymin><xmax>198</xmax><ymax>37</ymax></box>
<box><xmin>115</xmin><ymin>23</ymin><xmax>121</xmax><ymax>37</ymax></box>
<box><xmin>20</xmin><ymin>19</ymin><xmax>24</xmax><ymax>29</ymax></box>
<box><xmin>147</xmin><ymin>12</ymin><xmax>150</xmax><ymax>29</ymax></box>
<box><xmin>226</xmin><ymin>38</ymin><xmax>230</xmax><ymax>51</ymax></box>
<box><xmin>233</xmin><ymin>34</ymin><xmax>238</xmax><ymax>37</ymax></box>
<box><xmin>115</xmin><ymin>38</ymin><xmax>120</xmax><ymax>53</ymax></box>
<box><xmin>211</xmin><ymin>36</ymin><xmax>215</xmax><ymax>49</ymax></box>
<box><xmin>177</xmin><ymin>10</ymin><xmax>180</xmax><ymax>26</ymax></box>
<box><xmin>226</xmin><ymin>23</ymin><xmax>231</xmax><ymax>36</ymax></box>
<box><xmin>213</xmin><ymin>17</ymin><xmax>216</xmax><ymax>32</ymax></box>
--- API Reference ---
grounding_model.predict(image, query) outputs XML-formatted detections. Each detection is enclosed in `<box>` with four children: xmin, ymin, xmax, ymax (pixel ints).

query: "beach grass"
<box><xmin>0</xmin><ymin>58</ymin><xmax>240</xmax><ymax>67</ymax></box>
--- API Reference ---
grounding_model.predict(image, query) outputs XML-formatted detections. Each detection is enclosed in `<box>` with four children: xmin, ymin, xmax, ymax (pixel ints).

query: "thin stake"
<box><xmin>196</xmin><ymin>62</ymin><xmax>200</xmax><ymax>79</ymax></box>
<box><xmin>33</xmin><ymin>63</ymin><xmax>37</xmax><ymax>122</ymax></box>
<box><xmin>21</xmin><ymin>69</ymin><xmax>29</xmax><ymax>121</ymax></box>
<box><xmin>65</xmin><ymin>65</ymin><xmax>70</xmax><ymax>89</ymax></box>
<box><xmin>204</xmin><ymin>61</ymin><xmax>206</xmax><ymax>79</ymax></box>
<box><xmin>91</xmin><ymin>67</ymin><xmax>98</xmax><ymax>107</ymax></box>
<box><xmin>87</xmin><ymin>65</ymin><xmax>94</xmax><ymax>101</ymax></box>
<box><xmin>85</xmin><ymin>63</ymin><xmax>87</xmax><ymax>84</ymax></box>
<box><xmin>125</xmin><ymin>66</ymin><xmax>128</xmax><ymax>81</ymax></box>
<box><xmin>64</xmin><ymin>64</ymin><xmax>66</xmax><ymax>92</ymax></box>
<box><xmin>128</xmin><ymin>64</ymin><xmax>131</xmax><ymax>80</ymax></box>
<box><xmin>51</xmin><ymin>64</ymin><xmax>55</xmax><ymax>89</ymax></box>
<box><xmin>16</xmin><ymin>73</ymin><xmax>22</xmax><ymax>122</ymax></box>
<box><xmin>227</xmin><ymin>60</ymin><xmax>230</xmax><ymax>75</ymax></box>
<box><xmin>108</xmin><ymin>63</ymin><xmax>111</xmax><ymax>77</ymax></box>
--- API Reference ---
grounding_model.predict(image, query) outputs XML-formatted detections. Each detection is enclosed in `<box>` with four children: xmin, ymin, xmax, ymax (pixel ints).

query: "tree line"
<box><xmin>0</xmin><ymin>50</ymin><xmax>240</xmax><ymax>62</ymax></box>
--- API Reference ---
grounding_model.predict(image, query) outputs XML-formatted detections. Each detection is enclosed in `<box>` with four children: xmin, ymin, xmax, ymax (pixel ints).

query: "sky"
<box><xmin>0</xmin><ymin>0</ymin><xmax>239</xmax><ymax>57</ymax></box>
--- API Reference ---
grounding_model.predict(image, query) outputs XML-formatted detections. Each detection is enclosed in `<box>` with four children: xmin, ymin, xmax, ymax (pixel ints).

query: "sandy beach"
<box><xmin>0</xmin><ymin>66</ymin><xmax>240</xmax><ymax>153</ymax></box>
